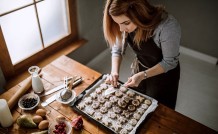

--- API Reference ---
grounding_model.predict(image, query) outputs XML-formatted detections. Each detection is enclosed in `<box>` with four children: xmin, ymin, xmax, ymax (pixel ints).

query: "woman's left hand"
<box><xmin>124</xmin><ymin>72</ymin><xmax>144</xmax><ymax>87</ymax></box>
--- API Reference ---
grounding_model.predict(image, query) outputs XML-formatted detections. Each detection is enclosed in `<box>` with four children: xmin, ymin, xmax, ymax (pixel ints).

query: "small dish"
<box><xmin>48</xmin><ymin>120</ymin><xmax>72</xmax><ymax>134</ymax></box>
<box><xmin>56</xmin><ymin>90</ymin><xmax>76</xmax><ymax>104</ymax></box>
<box><xmin>18</xmin><ymin>93</ymin><xmax>40</xmax><ymax>110</ymax></box>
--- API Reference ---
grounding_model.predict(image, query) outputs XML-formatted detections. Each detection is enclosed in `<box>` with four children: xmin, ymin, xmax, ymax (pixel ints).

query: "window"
<box><xmin>0</xmin><ymin>0</ymin><xmax>78</xmax><ymax>79</ymax></box>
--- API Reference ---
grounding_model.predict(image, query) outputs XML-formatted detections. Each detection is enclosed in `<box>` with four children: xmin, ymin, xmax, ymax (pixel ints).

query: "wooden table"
<box><xmin>0</xmin><ymin>55</ymin><xmax>217</xmax><ymax>134</ymax></box>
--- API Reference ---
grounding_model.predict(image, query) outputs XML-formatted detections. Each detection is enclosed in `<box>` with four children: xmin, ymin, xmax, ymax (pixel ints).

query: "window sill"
<box><xmin>4</xmin><ymin>39</ymin><xmax>87</xmax><ymax>90</ymax></box>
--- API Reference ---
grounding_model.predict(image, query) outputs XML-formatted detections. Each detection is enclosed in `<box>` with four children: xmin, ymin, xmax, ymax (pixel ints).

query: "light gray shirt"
<box><xmin>111</xmin><ymin>14</ymin><xmax>181</xmax><ymax>72</ymax></box>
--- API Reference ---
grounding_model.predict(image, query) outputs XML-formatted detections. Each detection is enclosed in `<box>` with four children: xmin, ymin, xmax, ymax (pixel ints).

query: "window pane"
<box><xmin>37</xmin><ymin>0</ymin><xmax>70</xmax><ymax>47</ymax></box>
<box><xmin>0</xmin><ymin>6</ymin><xmax>43</xmax><ymax>65</ymax></box>
<box><xmin>0</xmin><ymin>0</ymin><xmax>33</xmax><ymax>15</ymax></box>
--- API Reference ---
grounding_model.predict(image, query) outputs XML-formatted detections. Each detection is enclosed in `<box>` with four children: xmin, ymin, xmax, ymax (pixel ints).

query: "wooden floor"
<box><xmin>4</xmin><ymin>39</ymin><xmax>86</xmax><ymax>90</ymax></box>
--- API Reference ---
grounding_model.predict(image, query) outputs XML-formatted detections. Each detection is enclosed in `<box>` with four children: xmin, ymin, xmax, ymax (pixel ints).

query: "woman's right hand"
<box><xmin>105</xmin><ymin>72</ymin><xmax>119</xmax><ymax>87</ymax></box>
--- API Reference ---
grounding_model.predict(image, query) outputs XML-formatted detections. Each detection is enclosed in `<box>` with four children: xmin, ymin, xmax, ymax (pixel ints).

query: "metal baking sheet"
<box><xmin>71</xmin><ymin>74</ymin><xmax>158</xmax><ymax>134</ymax></box>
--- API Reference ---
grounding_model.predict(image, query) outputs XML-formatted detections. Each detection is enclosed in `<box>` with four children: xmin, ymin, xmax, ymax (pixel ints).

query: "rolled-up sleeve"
<box><xmin>159</xmin><ymin>16</ymin><xmax>181</xmax><ymax>72</ymax></box>
<box><xmin>111</xmin><ymin>38</ymin><xmax>122</xmax><ymax>57</ymax></box>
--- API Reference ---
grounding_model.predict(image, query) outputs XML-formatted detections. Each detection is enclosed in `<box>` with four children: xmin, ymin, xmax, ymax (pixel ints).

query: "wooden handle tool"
<box><xmin>7</xmin><ymin>73</ymin><xmax>42</xmax><ymax>110</ymax></box>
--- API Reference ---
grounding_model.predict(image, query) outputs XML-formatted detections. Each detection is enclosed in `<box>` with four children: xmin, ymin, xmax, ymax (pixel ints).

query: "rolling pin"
<box><xmin>7</xmin><ymin>73</ymin><xmax>42</xmax><ymax>110</ymax></box>
<box><xmin>7</xmin><ymin>77</ymin><xmax>32</xmax><ymax>110</ymax></box>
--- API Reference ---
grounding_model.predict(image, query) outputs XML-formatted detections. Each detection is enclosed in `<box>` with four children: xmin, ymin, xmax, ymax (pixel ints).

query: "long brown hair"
<box><xmin>103</xmin><ymin>0</ymin><xmax>166</xmax><ymax>47</ymax></box>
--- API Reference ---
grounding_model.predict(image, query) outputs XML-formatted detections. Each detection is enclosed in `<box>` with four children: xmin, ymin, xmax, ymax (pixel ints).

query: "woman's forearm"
<box><xmin>111</xmin><ymin>56</ymin><xmax>122</xmax><ymax>74</ymax></box>
<box><xmin>144</xmin><ymin>63</ymin><xmax>165</xmax><ymax>78</ymax></box>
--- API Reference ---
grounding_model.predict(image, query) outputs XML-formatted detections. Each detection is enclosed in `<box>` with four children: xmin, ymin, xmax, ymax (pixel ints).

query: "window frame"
<box><xmin>0</xmin><ymin>0</ymin><xmax>78</xmax><ymax>80</ymax></box>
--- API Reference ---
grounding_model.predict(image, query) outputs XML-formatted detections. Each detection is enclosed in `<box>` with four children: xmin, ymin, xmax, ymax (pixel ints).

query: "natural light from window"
<box><xmin>0</xmin><ymin>0</ymin><xmax>70</xmax><ymax>65</ymax></box>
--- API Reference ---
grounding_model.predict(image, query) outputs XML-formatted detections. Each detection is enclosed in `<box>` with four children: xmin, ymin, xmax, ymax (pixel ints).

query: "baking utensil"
<box><xmin>56</xmin><ymin>90</ymin><xmax>76</xmax><ymax>105</ymax></box>
<box><xmin>39</xmin><ymin>84</ymin><xmax>65</xmax><ymax>97</ymax></box>
<box><xmin>41</xmin><ymin>93</ymin><xmax>57</xmax><ymax>107</ymax></box>
<box><xmin>60</xmin><ymin>77</ymin><xmax>73</xmax><ymax>101</ymax></box>
<box><xmin>104</xmin><ymin>87</ymin><xmax>117</xmax><ymax>96</ymax></box>
<box><xmin>8</xmin><ymin>77</ymin><xmax>32</xmax><ymax>110</ymax></box>
<box><xmin>41</xmin><ymin>77</ymin><xmax>83</xmax><ymax>107</ymax></box>
<box><xmin>39</xmin><ymin>76</ymin><xmax>81</xmax><ymax>97</ymax></box>
<box><xmin>60</xmin><ymin>89</ymin><xmax>72</xmax><ymax>101</ymax></box>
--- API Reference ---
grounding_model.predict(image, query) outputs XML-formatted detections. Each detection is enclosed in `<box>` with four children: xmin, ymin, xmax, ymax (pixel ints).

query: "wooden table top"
<box><xmin>0</xmin><ymin>55</ymin><xmax>216</xmax><ymax>134</ymax></box>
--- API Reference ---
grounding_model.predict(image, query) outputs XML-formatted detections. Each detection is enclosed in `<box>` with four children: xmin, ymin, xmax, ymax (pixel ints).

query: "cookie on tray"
<box><xmin>100</xmin><ymin>83</ymin><xmax>108</xmax><ymax>89</ymax></box>
<box><xmin>115</xmin><ymin>90</ymin><xmax>123</xmax><ymax>98</ymax></box>
<box><xmin>126</xmin><ymin>90</ymin><xmax>135</xmax><ymax>97</ymax></box>
<box><xmin>117</xmin><ymin>116</ymin><xmax>127</xmax><ymax>124</ymax></box>
<box><xmin>135</xmin><ymin>95</ymin><xmax>145</xmax><ymax>103</ymax></box>
<box><xmin>125</xmin><ymin>124</ymin><xmax>133</xmax><ymax>131</ymax></box>
<box><xmin>90</xmin><ymin>92</ymin><xmax>98</xmax><ymax>99</ymax></box>
<box><xmin>118</xmin><ymin>99</ymin><xmax>127</xmax><ymax>109</ymax></box>
<box><xmin>121</xmin><ymin>110</ymin><xmax>132</xmax><ymax>118</ymax></box>
<box><xmin>100</xmin><ymin>106</ymin><xmax>108</xmax><ymax>114</ymax></box>
<box><xmin>93</xmin><ymin>112</ymin><xmax>103</xmax><ymax>120</ymax></box>
<box><xmin>137</xmin><ymin>107</ymin><xmax>146</xmax><ymax>115</ymax></box>
<box><xmin>110</xmin><ymin>96</ymin><xmax>118</xmax><ymax>103</ymax></box>
<box><xmin>111</xmin><ymin>122</ymin><xmax>122</xmax><ymax>132</ymax></box>
<box><xmin>144</xmin><ymin>99</ymin><xmax>152</xmax><ymax>105</ymax></box>
<box><xmin>98</xmin><ymin>96</ymin><xmax>106</xmax><ymax>104</ymax></box>
<box><xmin>113</xmin><ymin>106</ymin><xmax>122</xmax><ymax>114</ymax></box>
<box><xmin>77</xmin><ymin>102</ymin><xmax>86</xmax><ymax>110</ymax></box>
<box><xmin>84</xmin><ymin>96</ymin><xmax>92</xmax><ymax>105</ymax></box>
<box><xmin>86</xmin><ymin>108</ymin><xmax>95</xmax><ymax>116</ymax></box>
<box><xmin>128</xmin><ymin>104</ymin><xmax>136</xmax><ymax>112</ymax></box>
<box><xmin>92</xmin><ymin>101</ymin><xmax>100</xmax><ymax>109</ymax></box>
<box><xmin>132</xmin><ymin>99</ymin><xmax>140</xmax><ymax>107</ymax></box>
<box><xmin>141</xmin><ymin>104</ymin><xmax>149</xmax><ymax>110</ymax></box>
<box><xmin>102</xmin><ymin>117</ymin><xmax>111</xmax><ymax>126</ymax></box>
<box><xmin>104</xmin><ymin>101</ymin><xmax>112</xmax><ymax>108</ymax></box>
<box><xmin>120</xmin><ymin>128</ymin><xmax>128</xmax><ymax>134</ymax></box>
<box><xmin>108</xmin><ymin>111</ymin><xmax>117</xmax><ymax>119</ymax></box>
<box><xmin>129</xmin><ymin>118</ymin><xmax>138</xmax><ymax>126</ymax></box>
<box><xmin>133</xmin><ymin>113</ymin><xmax>141</xmax><ymax>120</ymax></box>
<box><xmin>122</xmin><ymin>95</ymin><xmax>131</xmax><ymax>103</ymax></box>
<box><xmin>96</xmin><ymin>87</ymin><xmax>103</xmax><ymax>94</ymax></box>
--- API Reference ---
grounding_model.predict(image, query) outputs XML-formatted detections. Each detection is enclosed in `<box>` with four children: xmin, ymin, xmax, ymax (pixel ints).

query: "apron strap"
<box><xmin>131</xmin><ymin>56</ymin><xmax>149</xmax><ymax>75</ymax></box>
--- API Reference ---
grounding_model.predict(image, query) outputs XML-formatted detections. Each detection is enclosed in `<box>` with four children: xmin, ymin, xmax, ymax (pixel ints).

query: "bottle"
<box><xmin>28</xmin><ymin>66</ymin><xmax>44</xmax><ymax>94</ymax></box>
<box><xmin>0</xmin><ymin>99</ymin><xmax>13</xmax><ymax>127</ymax></box>
<box><xmin>31</xmin><ymin>72</ymin><xmax>44</xmax><ymax>94</ymax></box>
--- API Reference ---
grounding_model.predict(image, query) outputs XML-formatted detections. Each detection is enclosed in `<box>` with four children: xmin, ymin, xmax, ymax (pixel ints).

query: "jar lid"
<box><xmin>28</xmin><ymin>66</ymin><xmax>40</xmax><ymax>74</ymax></box>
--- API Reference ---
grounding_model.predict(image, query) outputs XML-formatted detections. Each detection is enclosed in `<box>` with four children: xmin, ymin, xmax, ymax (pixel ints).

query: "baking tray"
<box><xmin>70</xmin><ymin>74</ymin><xmax>158</xmax><ymax>134</ymax></box>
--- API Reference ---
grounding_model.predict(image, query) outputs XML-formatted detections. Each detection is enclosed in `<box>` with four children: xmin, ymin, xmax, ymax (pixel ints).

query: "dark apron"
<box><xmin>127</xmin><ymin>32</ymin><xmax>180</xmax><ymax>109</ymax></box>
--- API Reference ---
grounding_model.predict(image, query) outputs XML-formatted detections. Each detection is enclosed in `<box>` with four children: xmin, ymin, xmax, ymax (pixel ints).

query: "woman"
<box><xmin>103</xmin><ymin>0</ymin><xmax>181</xmax><ymax>109</ymax></box>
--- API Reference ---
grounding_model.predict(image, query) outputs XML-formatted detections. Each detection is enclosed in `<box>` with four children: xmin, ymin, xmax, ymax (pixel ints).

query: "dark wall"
<box><xmin>71</xmin><ymin>0</ymin><xmax>218</xmax><ymax>62</ymax></box>
<box><xmin>151</xmin><ymin>0</ymin><xmax>218</xmax><ymax>58</ymax></box>
<box><xmin>67</xmin><ymin>0</ymin><xmax>107</xmax><ymax>64</ymax></box>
